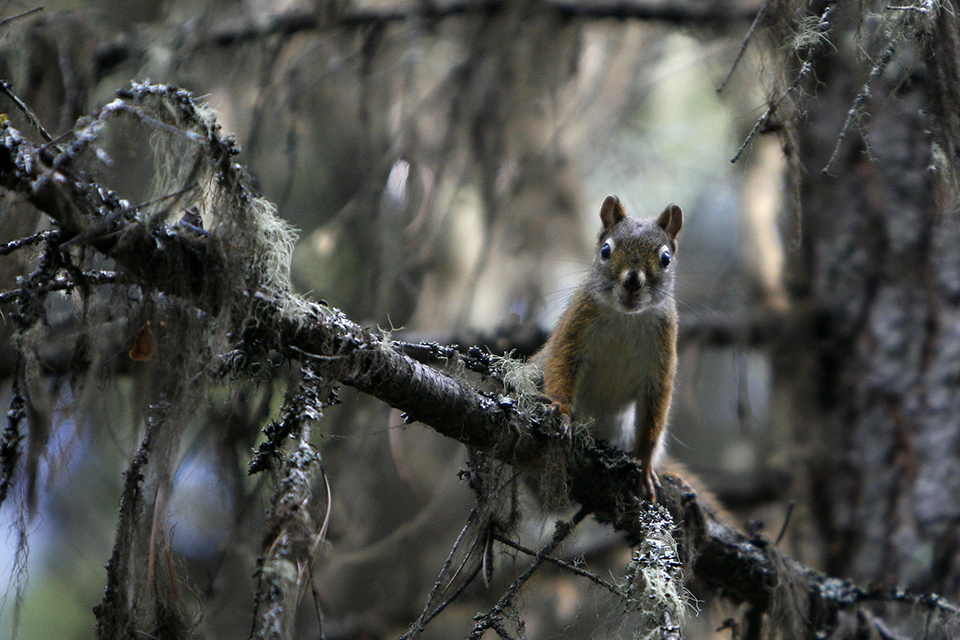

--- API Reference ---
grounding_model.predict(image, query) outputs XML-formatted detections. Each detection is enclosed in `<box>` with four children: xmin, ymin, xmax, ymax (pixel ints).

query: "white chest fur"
<box><xmin>572</xmin><ymin>306</ymin><xmax>666</xmax><ymax>446</ymax></box>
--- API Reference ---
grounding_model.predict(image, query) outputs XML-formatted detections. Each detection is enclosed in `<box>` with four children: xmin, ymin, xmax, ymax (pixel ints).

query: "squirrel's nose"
<box><xmin>622</xmin><ymin>270</ymin><xmax>644</xmax><ymax>291</ymax></box>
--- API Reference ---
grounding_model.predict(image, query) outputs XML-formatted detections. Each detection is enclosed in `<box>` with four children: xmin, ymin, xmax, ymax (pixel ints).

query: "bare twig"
<box><xmin>732</xmin><ymin>4</ymin><xmax>835</xmax><ymax>163</ymax></box>
<box><xmin>0</xmin><ymin>7</ymin><xmax>43</xmax><ymax>29</ymax></box>
<box><xmin>0</xmin><ymin>230</ymin><xmax>61</xmax><ymax>257</ymax></box>
<box><xmin>412</xmin><ymin>564</ymin><xmax>484</xmax><ymax>635</ymax></box>
<box><xmin>858</xmin><ymin>586</ymin><xmax>960</xmax><ymax>617</ymax></box>
<box><xmin>774</xmin><ymin>501</ymin><xmax>795</xmax><ymax>545</ymax></box>
<box><xmin>0</xmin><ymin>80</ymin><xmax>55</xmax><ymax>144</ymax></box>
<box><xmin>400</xmin><ymin>508</ymin><xmax>486</xmax><ymax>640</ymax></box>
<box><xmin>492</xmin><ymin>532</ymin><xmax>624</xmax><ymax>595</ymax></box>
<box><xmin>886</xmin><ymin>1</ymin><xmax>935</xmax><ymax>12</ymax></box>
<box><xmin>0</xmin><ymin>269</ymin><xmax>121</xmax><ymax>305</ymax></box>
<box><xmin>718</xmin><ymin>1</ymin><xmax>768</xmax><ymax>93</ymax></box>
<box><xmin>859</xmin><ymin>610</ymin><xmax>912</xmax><ymax>640</ymax></box>
<box><xmin>822</xmin><ymin>40</ymin><xmax>898</xmax><ymax>175</ymax></box>
<box><xmin>469</xmin><ymin>508</ymin><xmax>587</xmax><ymax>640</ymax></box>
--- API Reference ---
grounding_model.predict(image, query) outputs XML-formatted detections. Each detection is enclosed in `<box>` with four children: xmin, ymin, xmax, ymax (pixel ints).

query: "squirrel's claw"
<box><xmin>639</xmin><ymin>467</ymin><xmax>661</xmax><ymax>503</ymax></box>
<box><xmin>557</xmin><ymin>411</ymin><xmax>572</xmax><ymax>439</ymax></box>
<box><xmin>544</xmin><ymin>401</ymin><xmax>572</xmax><ymax>440</ymax></box>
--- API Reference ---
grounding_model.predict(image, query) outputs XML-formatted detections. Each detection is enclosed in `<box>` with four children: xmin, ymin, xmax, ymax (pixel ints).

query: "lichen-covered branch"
<box><xmin>251</xmin><ymin>368</ymin><xmax>333</xmax><ymax>640</ymax></box>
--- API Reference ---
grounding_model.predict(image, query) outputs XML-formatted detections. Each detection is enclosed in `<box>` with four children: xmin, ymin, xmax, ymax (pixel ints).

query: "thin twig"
<box><xmin>468</xmin><ymin>508</ymin><xmax>587</xmax><ymax>640</ymax></box>
<box><xmin>114</xmin><ymin>104</ymin><xmax>205</xmax><ymax>143</ymax></box>
<box><xmin>0</xmin><ymin>7</ymin><xmax>43</xmax><ymax>29</ymax></box>
<box><xmin>0</xmin><ymin>230</ymin><xmax>61</xmax><ymax>257</ymax></box>
<box><xmin>718</xmin><ymin>1</ymin><xmax>768</xmax><ymax>93</ymax></box>
<box><xmin>310</xmin><ymin>580</ymin><xmax>324</xmax><ymax>639</ymax></box>
<box><xmin>492</xmin><ymin>533</ymin><xmax>623</xmax><ymax>596</ymax></box>
<box><xmin>732</xmin><ymin>4</ymin><xmax>834</xmax><ymax>163</ymax></box>
<box><xmin>0</xmin><ymin>270</ymin><xmax>121</xmax><ymax>304</ymax></box>
<box><xmin>416</xmin><ymin>564</ymin><xmax>484</xmax><ymax>632</ymax></box>
<box><xmin>859</xmin><ymin>587</ymin><xmax>960</xmax><ymax>616</ymax></box>
<box><xmin>774</xmin><ymin>501</ymin><xmax>795</xmax><ymax>545</ymax></box>
<box><xmin>399</xmin><ymin>512</ymin><xmax>477</xmax><ymax>639</ymax></box>
<box><xmin>309</xmin><ymin>468</ymin><xmax>333</xmax><ymax>558</ymax></box>
<box><xmin>38</xmin><ymin>129</ymin><xmax>74</xmax><ymax>152</ymax></box>
<box><xmin>443</xmin><ymin>531</ymin><xmax>486</xmax><ymax>597</ymax></box>
<box><xmin>859</xmin><ymin>610</ymin><xmax>912</xmax><ymax>640</ymax></box>
<box><xmin>822</xmin><ymin>39</ymin><xmax>898</xmax><ymax>175</ymax></box>
<box><xmin>46</xmin><ymin>98</ymin><xmax>203</xmax><ymax>180</ymax></box>
<box><xmin>886</xmin><ymin>1</ymin><xmax>934</xmax><ymax>12</ymax></box>
<box><xmin>0</xmin><ymin>80</ymin><xmax>55</xmax><ymax>144</ymax></box>
<box><xmin>399</xmin><ymin>509</ymin><xmax>487</xmax><ymax>640</ymax></box>
<box><xmin>59</xmin><ymin>182</ymin><xmax>199</xmax><ymax>249</ymax></box>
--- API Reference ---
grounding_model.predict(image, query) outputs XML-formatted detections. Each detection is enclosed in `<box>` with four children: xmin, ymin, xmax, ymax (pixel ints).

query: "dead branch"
<box><xmin>92</xmin><ymin>0</ymin><xmax>761</xmax><ymax>77</ymax></box>
<box><xmin>209</xmin><ymin>0</ymin><xmax>759</xmax><ymax>47</ymax></box>
<box><xmin>469</xmin><ymin>508</ymin><xmax>587</xmax><ymax>639</ymax></box>
<box><xmin>731</xmin><ymin>1</ymin><xmax>834</xmax><ymax>163</ymax></box>
<box><xmin>394</xmin><ymin>307</ymin><xmax>793</xmax><ymax>365</ymax></box>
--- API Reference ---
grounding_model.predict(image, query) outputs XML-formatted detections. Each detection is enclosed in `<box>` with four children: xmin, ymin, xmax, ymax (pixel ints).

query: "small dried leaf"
<box><xmin>129</xmin><ymin>321</ymin><xmax>156</xmax><ymax>361</ymax></box>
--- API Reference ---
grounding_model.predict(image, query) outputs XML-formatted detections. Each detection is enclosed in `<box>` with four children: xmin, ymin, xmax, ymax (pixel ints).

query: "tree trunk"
<box><xmin>779</xmin><ymin>1</ymin><xmax>960</xmax><ymax>601</ymax></box>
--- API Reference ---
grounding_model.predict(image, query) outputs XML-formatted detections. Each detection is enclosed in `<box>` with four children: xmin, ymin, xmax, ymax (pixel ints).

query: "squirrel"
<box><xmin>534</xmin><ymin>195</ymin><xmax>683</xmax><ymax>503</ymax></box>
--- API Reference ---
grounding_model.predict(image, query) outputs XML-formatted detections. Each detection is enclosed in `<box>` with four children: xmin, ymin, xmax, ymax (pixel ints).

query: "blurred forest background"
<box><xmin>1</xmin><ymin>0</ymin><xmax>959</xmax><ymax>639</ymax></box>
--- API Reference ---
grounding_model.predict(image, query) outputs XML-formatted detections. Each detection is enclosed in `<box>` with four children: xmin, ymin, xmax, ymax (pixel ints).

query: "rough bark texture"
<box><xmin>779</xmin><ymin>1</ymin><xmax>960</xmax><ymax>602</ymax></box>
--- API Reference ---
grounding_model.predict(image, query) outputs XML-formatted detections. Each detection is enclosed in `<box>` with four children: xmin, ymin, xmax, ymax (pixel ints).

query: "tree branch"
<box><xmin>93</xmin><ymin>0</ymin><xmax>761</xmax><ymax>77</ymax></box>
<box><xmin>206</xmin><ymin>0</ymin><xmax>759</xmax><ymax>47</ymax></box>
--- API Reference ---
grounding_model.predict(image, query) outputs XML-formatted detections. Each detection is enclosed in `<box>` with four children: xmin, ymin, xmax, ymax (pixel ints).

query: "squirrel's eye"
<box><xmin>600</xmin><ymin>242</ymin><xmax>612</xmax><ymax>260</ymax></box>
<box><xmin>660</xmin><ymin>248</ymin><xmax>671</xmax><ymax>268</ymax></box>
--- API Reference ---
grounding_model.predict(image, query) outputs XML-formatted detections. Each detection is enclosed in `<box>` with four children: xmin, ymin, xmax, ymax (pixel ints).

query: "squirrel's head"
<box><xmin>592</xmin><ymin>195</ymin><xmax>683</xmax><ymax>314</ymax></box>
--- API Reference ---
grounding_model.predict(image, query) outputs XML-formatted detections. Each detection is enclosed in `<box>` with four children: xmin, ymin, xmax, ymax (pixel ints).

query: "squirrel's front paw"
<box><xmin>638</xmin><ymin>467</ymin><xmax>661</xmax><ymax>503</ymax></box>
<box><xmin>544</xmin><ymin>401</ymin><xmax>572</xmax><ymax>439</ymax></box>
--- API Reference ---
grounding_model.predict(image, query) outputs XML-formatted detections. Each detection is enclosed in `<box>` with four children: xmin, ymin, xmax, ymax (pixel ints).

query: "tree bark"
<box><xmin>778</xmin><ymin>1</ymin><xmax>960</xmax><ymax>602</ymax></box>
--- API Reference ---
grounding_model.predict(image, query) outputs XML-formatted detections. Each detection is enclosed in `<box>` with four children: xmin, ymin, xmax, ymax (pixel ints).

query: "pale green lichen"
<box><xmin>619</xmin><ymin>505</ymin><xmax>693</xmax><ymax>640</ymax></box>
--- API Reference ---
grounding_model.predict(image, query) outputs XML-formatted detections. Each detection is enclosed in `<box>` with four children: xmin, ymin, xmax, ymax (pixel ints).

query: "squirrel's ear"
<box><xmin>600</xmin><ymin>195</ymin><xmax>626</xmax><ymax>230</ymax></box>
<box><xmin>657</xmin><ymin>204</ymin><xmax>683</xmax><ymax>240</ymax></box>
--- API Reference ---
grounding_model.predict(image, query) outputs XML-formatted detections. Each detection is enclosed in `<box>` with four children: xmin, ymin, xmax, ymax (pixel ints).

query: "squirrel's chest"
<box><xmin>573</xmin><ymin>310</ymin><xmax>664</xmax><ymax>420</ymax></box>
